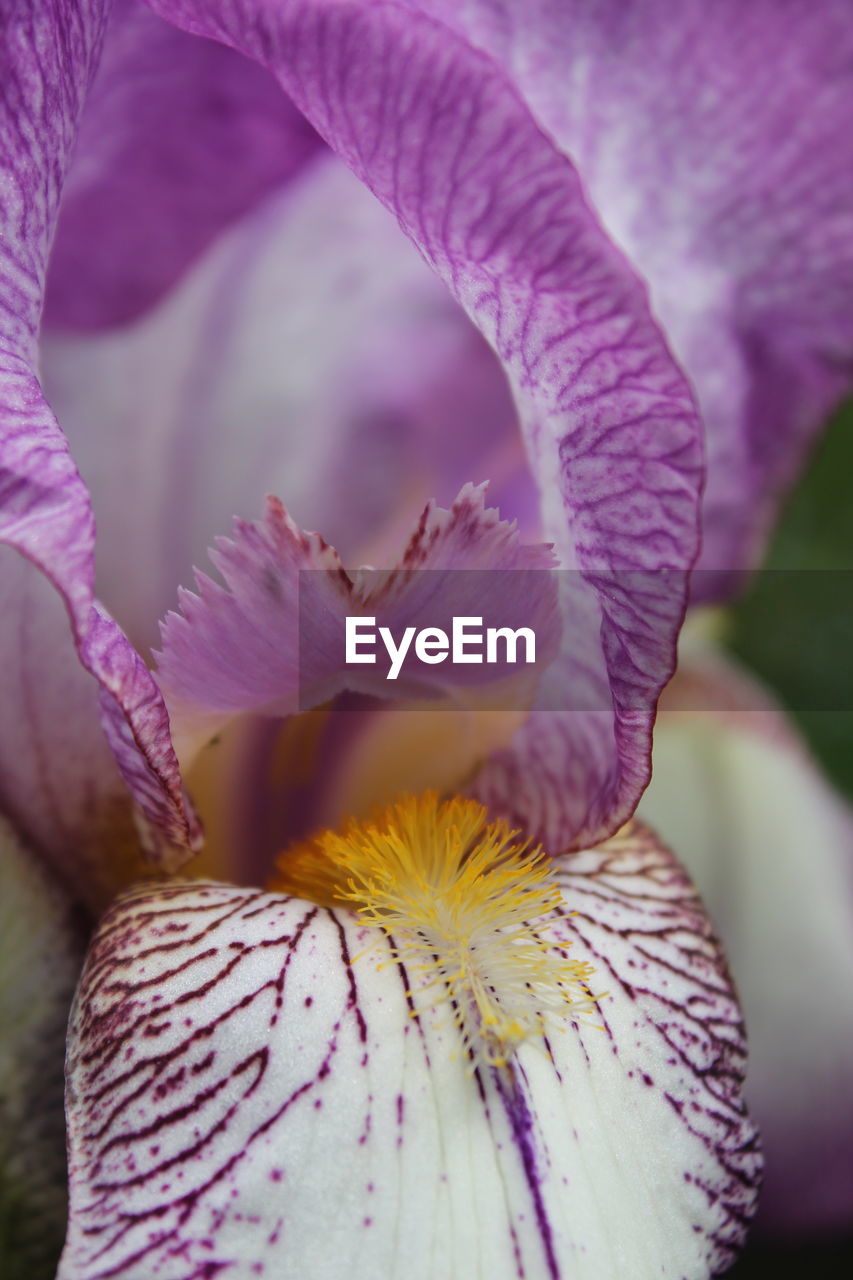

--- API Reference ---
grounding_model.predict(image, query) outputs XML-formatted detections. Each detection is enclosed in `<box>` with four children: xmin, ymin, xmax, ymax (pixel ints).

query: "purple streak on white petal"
<box><xmin>548</xmin><ymin>823</ymin><xmax>761</xmax><ymax>1271</ymax></box>
<box><xmin>406</xmin><ymin>0</ymin><xmax>853</xmax><ymax>589</ymax></box>
<box><xmin>61</xmin><ymin>827</ymin><xmax>758</xmax><ymax>1278</ymax></box>
<box><xmin>640</xmin><ymin>650</ymin><xmax>853</xmax><ymax>1236</ymax></box>
<box><xmin>156</xmin><ymin>485</ymin><xmax>558</xmax><ymax>762</ymax></box>
<box><xmin>146</xmin><ymin>0</ymin><xmax>703</xmax><ymax>848</ymax></box>
<box><xmin>44</xmin><ymin>0</ymin><xmax>323</xmax><ymax>331</ymax></box>
<box><xmin>0</xmin><ymin>1</ymin><xmax>200</xmax><ymax>863</ymax></box>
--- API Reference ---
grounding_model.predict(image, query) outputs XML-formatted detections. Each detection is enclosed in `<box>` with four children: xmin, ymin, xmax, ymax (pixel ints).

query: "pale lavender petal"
<box><xmin>45</xmin><ymin>0</ymin><xmax>322</xmax><ymax>330</ymax></box>
<box><xmin>0</xmin><ymin>815</ymin><xmax>85</xmax><ymax>1277</ymax></box>
<box><xmin>0</xmin><ymin>549</ymin><xmax>145</xmax><ymax>907</ymax></box>
<box><xmin>156</xmin><ymin>485</ymin><xmax>558</xmax><ymax>762</ymax></box>
<box><xmin>404</xmin><ymin>0</ymin><xmax>853</xmax><ymax>588</ymax></box>
<box><xmin>147</xmin><ymin>0</ymin><xmax>703</xmax><ymax>846</ymax></box>
<box><xmin>61</xmin><ymin>825</ymin><xmax>758</xmax><ymax>1278</ymax></box>
<box><xmin>42</xmin><ymin>156</ymin><xmax>534</xmax><ymax>655</ymax></box>
<box><xmin>0</xmin><ymin>1</ymin><xmax>199</xmax><ymax>862</ymax></box>
<box><xmin>640</xmin><ymin>649</ymin><xmax>853</xmax><ymax>1236</ymax></box>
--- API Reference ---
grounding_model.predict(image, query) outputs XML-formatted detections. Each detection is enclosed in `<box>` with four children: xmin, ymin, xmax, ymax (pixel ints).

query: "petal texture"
<box><xmin>0</xmin><ymin>0</ymin><xmax>199</xmax><ymax>862</ymax></box>
<box><xmin>45</xmin><ymin>0</ymin><xmax>322</xmax><ymax>330</ymax></box>
<box><xmin>147</xmin><ymin>0</ymin><xmax>703</xmax><ymax>845</ymax></box>
<box><xmin>640</xmin><ymin>651</ymin><xmax>853</xmax><ymax>1235</ymax></box>
<box><xmin>403</xmin><ymin>0</ymin><xmax>853</xmax><ymax>587</ymax></box>
<box><xmin>61</xmin><ymin>825</ymin><xmax>758</xmax><ymax>1279</ymax></box>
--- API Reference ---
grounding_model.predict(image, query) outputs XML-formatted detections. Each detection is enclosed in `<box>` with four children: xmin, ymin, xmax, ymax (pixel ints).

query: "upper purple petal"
<box><xmin>147</xmin><ymin>0</ymin><xmax>703</xmax><ymax>844</ymax></box>
<box><xmin>44</xmin><ymin>0</ymin><xmax>323</xmax><ymax>330</ymax></box>
<box><xmin>0</xmin><ymin>0</ymin><xmax>200</xmax><ymax>864</ymax></box>
<box><xmin>405</xmin><ymin>0</ymin><xmax>853</xmax><ymax>589</ymax></box>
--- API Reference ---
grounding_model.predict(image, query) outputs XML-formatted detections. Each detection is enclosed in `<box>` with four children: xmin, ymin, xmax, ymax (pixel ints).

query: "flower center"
<box><xmin>270</xmin><ymin>791</ymin><xmax>599</xmax><ymax>1067</ymax></box>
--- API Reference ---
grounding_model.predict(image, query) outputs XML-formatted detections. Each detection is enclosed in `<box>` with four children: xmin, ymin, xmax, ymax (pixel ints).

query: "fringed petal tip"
<box><xmin>155</xmin><ymin>484</ymin><xmax>560</xmax><ymax>763</ymax></box>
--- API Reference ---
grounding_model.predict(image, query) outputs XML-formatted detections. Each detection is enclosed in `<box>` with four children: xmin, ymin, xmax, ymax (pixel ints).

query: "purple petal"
<box><xmin>470</xmin><ymin>564</ymin><xmax>687</xmax><ymax>848</ymax></box>
<box><xmin>470</xmin><ymin>686</ymin><xmax>650</xmax><ymax>854</ymax></box>
<box><xmin>640</xmin><ymin>648</ymin><xmax>853</xmax><ymax>1236</ymax></box>
<box><xmin>147</xmin><ymin>0</ymin><xmax>703</xmax><ymax>841</ymax></box>
<box><xmin>406</xmin><ymin>0</ymin><xmax>853</xmax><ymax>589</ymax></box>
<box><xmin>0</xmin><ymin>2</ymin><xmax>199</xmax><ymax>863</ymax></box>
<box><xmin>61</xmin><ymin>824</ymin><xmax>758</xmax><ymax>1277</ymax></box>
<box><xmin>44</xmin><ymin>0</ymin><xmax>322</xmax><ymax>330</ymax></box>
<box><xmin>156</xmin><ymin>485</ymin><xmax>558</xmax><ymax>762</ymax></box>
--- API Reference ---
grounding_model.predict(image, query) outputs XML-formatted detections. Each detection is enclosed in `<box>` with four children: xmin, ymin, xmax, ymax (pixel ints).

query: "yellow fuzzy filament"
<box><xmin>270</xmin><ymin>792</ymin><xmax>599</xmax><ymax>1068</ymax></box>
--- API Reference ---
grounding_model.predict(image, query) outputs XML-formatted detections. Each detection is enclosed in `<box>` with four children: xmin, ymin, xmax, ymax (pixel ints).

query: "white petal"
<box><xmin>640</xmin><ymin>654</ymin><xmax>853</xmax><ymax>1233</ymax></box>
<box><xmin>61</xmin><ymin>840</ymin><xmax>757</xmax><ymax>1280</ymax></box>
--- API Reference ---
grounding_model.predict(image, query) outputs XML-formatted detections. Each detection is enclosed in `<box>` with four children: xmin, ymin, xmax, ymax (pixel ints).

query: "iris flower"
<box><xmin>1</xmin><ymin>1</ymin><xmax>852</xmax><ymax>1276</ymax></box>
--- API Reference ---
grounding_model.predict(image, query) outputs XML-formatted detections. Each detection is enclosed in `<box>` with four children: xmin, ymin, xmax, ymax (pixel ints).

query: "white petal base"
<box><xmin>61</xmin><ymin>826</ymin><xmax>758</xmax><ymax>1279</ymax></box>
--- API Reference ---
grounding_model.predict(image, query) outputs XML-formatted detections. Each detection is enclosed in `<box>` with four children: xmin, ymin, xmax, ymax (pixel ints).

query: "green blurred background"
<box><xmin>728</xmin><ymin>399</ymin><xmax>853</xmax><ymax>798</ymax></box>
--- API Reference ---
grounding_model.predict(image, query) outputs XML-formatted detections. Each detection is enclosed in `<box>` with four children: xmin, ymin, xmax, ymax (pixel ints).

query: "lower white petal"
<box><xmin>61</xmin><ymin>829</ymin><xmax>758</xmax><ymax>1279</ymax></box>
